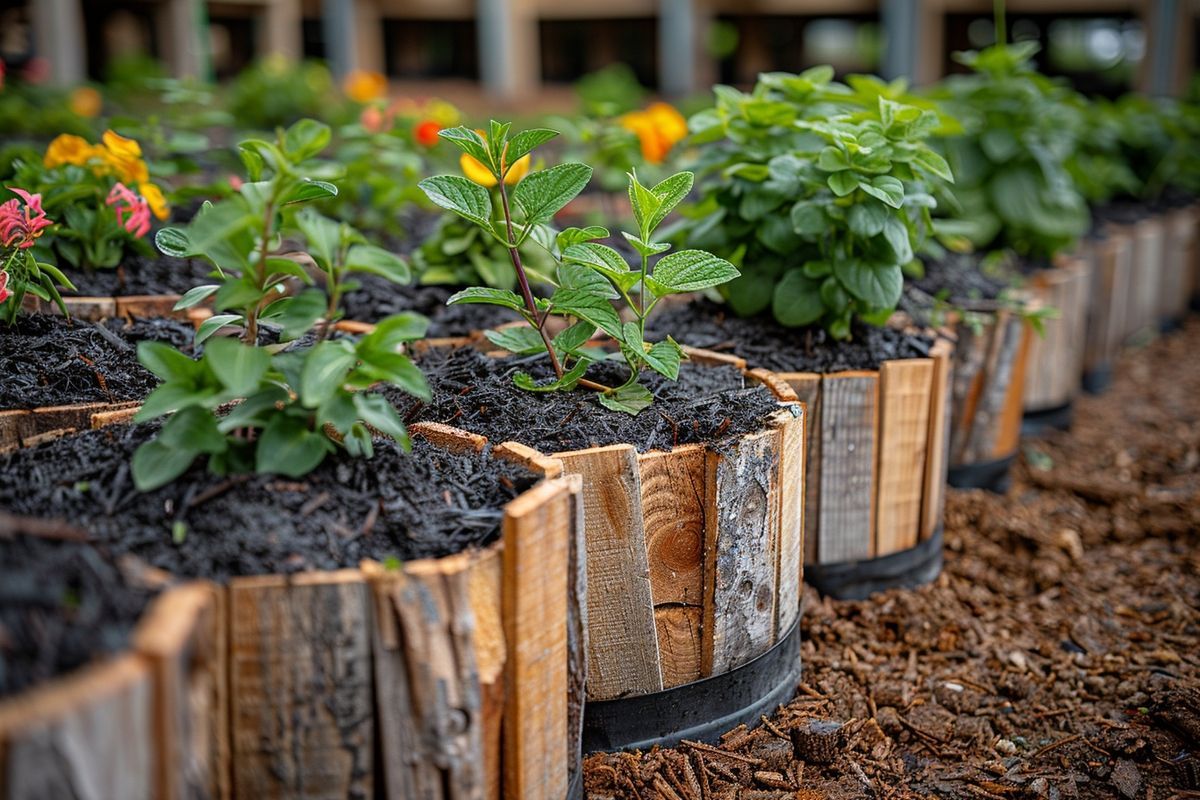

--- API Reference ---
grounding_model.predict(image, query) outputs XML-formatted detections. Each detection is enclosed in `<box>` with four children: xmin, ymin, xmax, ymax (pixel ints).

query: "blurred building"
<box><xmin>6</xmin><ymin>0</ymin><xmax>1196</xmax><ymax>97</ymax></box>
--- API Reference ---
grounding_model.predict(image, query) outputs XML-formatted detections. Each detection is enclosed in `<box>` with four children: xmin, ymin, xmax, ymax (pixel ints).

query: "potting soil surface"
<box><xmin>340</xmin><ymin>280</ymin><xmax>515</xmax><ymax>337</ymax></box>
<box><xmin>62</xmin><ymin>253</ymin><xmax>215</xmax><ymax>296</ymax></box>
<box><xmin>406</xmin><ymin>346</ymin><xmax>781</xmax><ymax>453</ymax></box>
<box><xmin>584</xmin><ymin>318</ymin><xmax>1200</xmax><ymax>798</ymax></box>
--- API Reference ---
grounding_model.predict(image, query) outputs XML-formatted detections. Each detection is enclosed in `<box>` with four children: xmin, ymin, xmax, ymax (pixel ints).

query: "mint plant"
<box><xmin>680</xmin><ymin>68</ymin><xmax>956</xmax><ymax>339</ymax></box>
<box><xmin>418</xmin><ymin>122</ymin><xmax>739</xmax><ymax>414</ymax></box>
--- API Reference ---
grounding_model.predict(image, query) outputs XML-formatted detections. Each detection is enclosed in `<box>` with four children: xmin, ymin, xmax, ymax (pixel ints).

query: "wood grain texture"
<box><xmin>681</xmin><ymin>346</ymin><xmax>747</xmax><ymax>370</ymax></box>
<box><xmin>922</xmin><ymin>338</ymin><xmax>954</xmax><ymax>541</ymax></box>
<box><xmin>493</xmin><ymin>441</ymin><xmax>565</xmax><ymax>478</ymax></box>
<box><xmin>948</xmin><ymin>318</ymin><xmax>988</xmax><ymax>464</ymax></box>
<box><xmin>703</xmin><ymin>426</ymin><xmax>781</xmax><ymax>676</ymax></box>
<box><xmin>1128</xmin><ymin>216</ymin><xmax>1166</xmax><ymax>337</ymax></box>
<box><xmin>639</xmin><ymin>445</ymin><xmax>707</xmax><ymax>688</ymax></box>
<box><xmin>133</xmin><ymin>581</ymin><xmax>227</xmax><ymax>800</ymax></box>
<box><xmin>1163</xmin><ymin>207</ymin><xmax>1198</xmax><ymax>321</ymax></box>
<box><xmin>0</xmin><ymin>410</ymin><xmax>34</xmax><ymax>453</ymax></box>
<box><xmin>557</xmin><ymin>445</ymin><xmax>662</xmax><ymax>700</ymax></box>
<box><xmin>745</xmin><ymin>368</ymin><xmax>800</xmax><ymax>402</ymax></box>
<box><xmin>1085</xmin><ymin>232</ymin><xmax>1134</xmax><ymax>371</ymax></box>
<box><xmin>228</xmin><ymin>571</ymin><xmax>373</xmax><ymax>800</ymax></box>
<box><xmin>782</xmin><ymin>373</ymin><xmax>822</xmax><ymax>566</ymax></box>
<box><xmin>502</xmin><ymin>479</ymin><xmax>572</xmax><ymax>800</ymax></box>
<box><xmin>409</xmin><ymin>421</ymin><xmax>487</xmax><ymax>453</ymax></box>
<box><xmin>875</xmin><ymin>359</ymin><xmax>934</xmax><ymax>556</ymax></box>
<box><xmin>115</xmin><ymin>294</ymin><xmax>186</xmax><ymax>320</ymax></box>
<box><xmin>465</xmin><ymin>548</ymin><xmax>505</xmax><ymax>800</ymax></box>
<box><xmin>1024</xmin><ymin>258</ymin><xmax>1091</xmax><ymax>411</ymax></box>
<box><xmin>0</xmin><ymin>655</ymin><xmax>154</xmax><ymax>800</ymax></box>
<box><xmin>998</xmin><ymin>320</ymin><xmax>1034</xmax><ymax>456</ymax></box>
<box><xmin>771</xmin><ymin>404</ymin><xmax>805</xmax><ymax>634</ymax></box>
<box><xmin>817</xmin><ymin>372</ymin><xmax>878</xmax><ymax>564</ymax></box>
<box><xmin>562</xmin><ymin>473</ymin><xmax>587</xmax><ymax>799</ymax></box>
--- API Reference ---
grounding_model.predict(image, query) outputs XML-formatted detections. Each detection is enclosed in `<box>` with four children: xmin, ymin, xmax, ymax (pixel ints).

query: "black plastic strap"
<box><xmin>582</xmin><ymin>621</ymin><xmax>802</xmax><ymax>755</ymax></box>
<box><xmin>1021</xmin><ymin>401</ymin><xmax>1074</xmax><ymax>436</ymax></box>
<box><xmin>948</xmin><ymin>453</ymin><xmax>1016</xmax><ymax>493</ymax></box>
<box><xmin>804</xmin><ymin>526</ymin><xmax>944</xmax><ymax>601</ymax></box>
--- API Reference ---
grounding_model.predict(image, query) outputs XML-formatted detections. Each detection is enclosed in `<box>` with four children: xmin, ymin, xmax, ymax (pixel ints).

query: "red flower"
<box><xmin>0</xmin><ymin>269</ymin><xmax>9</xmax><ymax>305</ymax></box>
<box><xmin>414</xmin><ymin>120</ymin><xmax>442</xmax><ymax>147</ymax></box>
<box><xmin>0</xmin><ymin>187</ymin><xmax>53</xmax><ymax>250</ymax></box>
<box><xmin>106</xmin><ymin>182</ymin><xmax>152</xmax><ymax>238</ymax></box>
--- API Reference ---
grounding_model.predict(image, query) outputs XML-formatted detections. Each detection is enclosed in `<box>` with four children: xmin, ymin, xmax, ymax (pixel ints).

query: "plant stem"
<box><xmin>246</xmin><ymin>200</ymin><xmax>275</xmax><ymax>345</ymax></box>
<box><xmin>497</xmin><ymin>181</ymin><xmax>564</xmax><ymax>379</ymax></box>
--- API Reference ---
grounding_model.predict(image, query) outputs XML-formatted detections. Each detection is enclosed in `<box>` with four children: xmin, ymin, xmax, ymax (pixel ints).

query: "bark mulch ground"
<box><xmin>584</xmin><ymin>318</ymin><xmax>1200</xmax><ymax>799</ymax></box>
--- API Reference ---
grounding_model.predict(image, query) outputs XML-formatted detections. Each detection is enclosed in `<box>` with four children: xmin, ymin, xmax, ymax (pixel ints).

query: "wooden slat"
<box><xmin>92</xmin><ymin>405</ymin><xmax>140</xmax><ymax>429</ymax></box>
<box><xmin>502</xmin><ymin>479</ymin><xmax>572</xmax><ymax>800</ymax></box>
<box><xmin>556</xmin><ymin>445</ymin><xmax>662</xmax><ymax>700</ymax></box>
<box><xmin>562</xmin><ymin>473</ymin><xmax>587</xmax><ymax>799</ymax></box>
<box><xmin>133</xmin><ymin>581</ymin><xmax>227</xmax><ymax>800</ymax></box>
<box><xmin>875</xmin><ymin>359</ymin><xmax>934</xmax><ymax>555</ymax></box>
<box><xmin>817</xmin><ymin>372</ymin><xmax>878</xmax><ymax>564</ymax></box>
<box><xmin>1023</xmin><ymin>258</ymin><xmax>1091</xmax><ymax>411</ymax></box>
<box><xmin>921</xmin><ymin>339</ymin><xmax>953</xmax><ymax>541</ymax></box>
<box><xmin>997</xmin><ymin>320</ymin><xmax>1034</xmax><ymax>456</ymax></box>
<box><xmin>0</xmin><ymin>655</ymin><xmax>155</xmax><ymax>800</ymax></box>
<box><xmin>948</xmin><ymin>318</ymin><xmax>988</xmax><ymax>464</ymax></box>
<box><xmin>638</xmin><ymin>445</ymin><xmax>707</xmax><ymax>688</ymax></box>
<box><xmin>493</xmin><ymin>441</ymin><xmax>564</xmax><ymax>478</ymax></box>
<box><xmin>745</xmin><ymin>368</ymin><xmax>800</xmax><ymax>402</ymax></box>
<box><xmin>409</xmin><ymin>421</ymin><xmax>487</xmax><ymax>453</ymax></box>
<box><xmin>1128</xmin><ymin>216</ymin><xmax>1166</xmax><ymax>337</ymax></box>
<box><xmin>466</xmin><ymin>549</ymin><xmax>506</xmax><ymax>800</ymax></box>
<box><xmin>0</xmin><ymin>410</ymin><xmax>35</xmax><ymax>452</ymax></box>
<box><xmin>227</xmin><ymin>570</ymin><xmax>373</xmax><ymax>800</ymax></box>
<box><xmin>703</xmin><ymin>426</ymin><xmax>781</xmax><ymax>676</ymax></box>
<box><xmin>771</xmin><ymin>405</ymin><xmax>805</xmax><ymax>634</ymax></box>
<box><xmin>1163</xmin><ymin>207</ymin><xmax>1199</xmax><ymax>321</ymax></box>
<box><xmin>782</xmin><ymin>373</ymin><xmax>822</xmax><ymax>566</ymax></box>
<box><xmin>681</xmin><ymin>346</ymin><xmax>747</xmax><ymax>370</ymax></box>
<box><xmin>115</xmin><ymin>294</ymin><xmax>185</xmax><ymax>319</ymax></box>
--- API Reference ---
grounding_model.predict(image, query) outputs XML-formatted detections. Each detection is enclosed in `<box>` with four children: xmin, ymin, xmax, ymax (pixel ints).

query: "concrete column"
<box><xmin>262</xmin><ymin>0</ymin><xmax>303</xmax><ymax>62</ymax></box>
<box><xmin>1145</xmin><ymin>0</ymin><xmax>1183</xmax><ymax>95</ymax></box>
<box><xmin>659</xmin><ymin>0</ymin><xmax>696</xmax><ymax>97</ymax></box>
<box><xmin>160</xmin><ymin>0</ymin><xmax>208</xmax><ymax>79</ymax></box>
<box><xmin>322</xmin><ymin>0</ymin><xmax>357</xmax><ymax>77</ymax></box>
<box><xmin>30</xmin><ymin>0</ymin><xmax>86</xmax><ymax>85</ymax></box>
<box><xmin>881</xmin><ymin>0</ymin><xmax>919</xmax><ymax>82</ymax></box>
<box><xmin>477</xmin><ymin>0</ymin><xmax>539</xmax><ymax>102</ymax></box>
<box><xmin>353</xmin><ymin>0</ymin><xmax>385</xmax><ymax>75</ymax></box>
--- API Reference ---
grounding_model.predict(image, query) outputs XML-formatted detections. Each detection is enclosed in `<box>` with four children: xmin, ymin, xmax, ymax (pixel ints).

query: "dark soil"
<box><xmin>585</xmin><ymin>318</ymin><xmax>1200</xmax><ymax>799</ymax></box>
<box><xmin>0</xmin><ymin>425</ymin><xmax>537</xmax><ymax>581</ymax></box>
<box><xmin>340</xmin><ymin>280</ymin><xmax>514</xmax><ymax>336</ymax></box>
<box><xmin>0</xmin><ymin>534</ymin><xmax>157</xmax><ymax>699</ymax></box>
<box><xmin>62</xmin><ymin>253</ymin><xmax>214</xmax><ymax>297</ymax></box>
<box><xmin>0</xmin><ymin>314</ymin><xmax>198</xmax><ymax>408</ymax></box>
<box><xmin>645</xmin><ymin>298</ymin><xmax>933</xmax><ymax>374</ymax></box>
<box><xmin>911</xmin><ymin>252</ymin><xmax>1012</xmax><ymax>305</ymax></box>
<box><xmin>404</xmin><ymin>347</ymin><xmax>781</xmax><ymax>454</ymax></box>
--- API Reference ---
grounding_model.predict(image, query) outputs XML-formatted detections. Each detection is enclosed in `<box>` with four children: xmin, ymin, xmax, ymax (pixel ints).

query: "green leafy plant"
<box><xmin>0</xmin><ymin>187</ymin><xmax>74</xmax><ymax>324</ymax></box>
<box><xmin>418</xmin><ymin>122</ymin><xmax>739</xmax><ymax>414</ymax></box>
<box><xmin>411</xmin><ymin>212</ymin><xmax>557</xmax><ymax>290</ymax></box>
<box><xmin>679</xmin><ymin>68</ymin><xmax>956</xmax><ymax>339</ymax></box>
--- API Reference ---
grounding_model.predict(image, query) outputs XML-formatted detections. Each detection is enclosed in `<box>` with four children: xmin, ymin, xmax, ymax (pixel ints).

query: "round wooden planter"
<box><xmin>1161</xmin><ymin>204</ymin><xmax>1199</xmax><ymax>330</ymax></box>
<box><xmin>1082</xmin><ymin>228</ymin><xmax>1136</xmax><ymax>395</ymax></box>
<box><xmin>1120</xmin><ymin>214</ymin><xmax>1168</xmax><ymax>341</ymax></box>
<box><xmin>0</xmin><ymin>402</ymin><xmax>141</xmax><ymax>453</ymax></box>
<box><xmin>758</xmin><ymin>335</ymin><xmax>953</xmax><ymax>601</ymax></box>
<box><xmin>1021</xmin><ymin>255</ymin><xmax>1093</xmax><ymax>433</ymax></box>
<box><xmin>945</xmin><ymin>308</ymin><xmax>1033</xmax><ymax>493</ymax></box>
<box><xmin>22</xmin><ymin>293</ymin><xmax>188</xmax><ymax>323</ymax></box>
<box><xmin>0</xmin><ymin>423</ymin><xmax>584</xmax><ymax>800</ymax></box>
<box><xmin>428</xmin><ymin>349</ymin><xmax>807</xmax><ymax>753</ymax></box>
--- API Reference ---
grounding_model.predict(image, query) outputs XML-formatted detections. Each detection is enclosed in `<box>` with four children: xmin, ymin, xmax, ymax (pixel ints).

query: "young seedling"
<box><xmin>418</xmin><ymin>122</ymin><xmax>739</xmax><ymax>414</ymax></box>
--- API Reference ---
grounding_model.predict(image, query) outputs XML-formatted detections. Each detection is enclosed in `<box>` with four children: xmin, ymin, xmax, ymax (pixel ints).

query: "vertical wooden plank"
<box><xmin>703</xmin><ymin>426</ymin><xmax>781</xmax><ymax>676</ymax></box>
<box><xmin>1105</xmin><ymin>229</ymin><xmax>1135</xmax><ymax>355</ymax></box>
<box><xmin>922</xmin><ymin>339</ymin><xmax>953</xmax><ymax>541</ymax></box>
<box><xmin>771</xmin><ymin>404</ymin><xmax>805</xmax><ymax>634</ymax></box>
<box><xmin>997</xmin><ymin>319</ymin><xmax>1034</xmax><ymax>456</ymax></box>
<box><xmin>1164</xmin><ymin>207</ymin><xmax>1198</xmax><ymax>321</ymax></box>
<box><xmin>562</xmin><ymin>474</ymin><xmax>587</xmax><ymax>799</ymax></box>
<box><xmin>556</xmin><ymin>445</ymin><xmax>662</xmax><ymax>700</ymax></box>
<box><xmin>228</xmin><ymin>571</ymin><xmax>373</xmax><ymax>800</ymax></box>
<box><xmin>466</xmin><ymin>550</ymin><xmax>505</xmax><ymax>800</ymax></box>
<box><xmin>818</xmin><ymin>372</ymin><xmax>878</xmax><ymax>564</ymax></box>
<box><xmin>0</xmin><ymin>656</ymin><xmax>155</xmax><ymax>800</ymax></box>
<box><xmin>783</xmin><ymin>373</ymin><xmax>822</xmax><ymax>566</ymax></box>
<box><xmin>1130</xmin><ymin>216</ymin><xmax>1166</xmax><ymax>337</ymax></box>
<box><xmin>502</xmin><ymin>480</ymin><xmax>571</xmax><ymax>800</ymax></box>
<box><xmin>638</xmin><ymin>445</ymin><xmax>707</xmax><ymax>688</ymax></box>
<box><xmin>0</xmin><ymin>410</ymin><xmax>35</xmax><ymax>453</ymax></box>
<box><xmin>949</xmin><ymin>319</ymin><xmax>989</xmax><ymax>464</ymax></box>
<box><xmin>133</xmin><ymin>581</ymin><xmax>227</xmax><ymax>800</ymax></box>
<box><xmin>875</xmin><ymin>359</ymin><xmax>934</xmax><ymax>556</ymax></box>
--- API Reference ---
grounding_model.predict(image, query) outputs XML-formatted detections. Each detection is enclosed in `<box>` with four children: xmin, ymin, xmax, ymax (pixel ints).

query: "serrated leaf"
<box><xmin>647</xmin><ymin>250</ymin><xmax>740</xmax><ymax>294</ymax></box>
<box><xmin>512</xmin><ymin>163</ymin><xmax>592</xmax><ymax>223</ymax></box>
<box><xmin>598</xmin><ymin>382</ymin><xmax>653</xmax><ymax>415</ymax></box>
<box><xmin>559</xmin><ymin>262</ymin><xmax>619</xmax><ymax>299</ymax></box>
<box><xmin>437</xmin><ymin>127</ymin><xmax>492</xmax><ymax>169</ymax></box>
<box><xmin>621</xmin><ymin>232</ymin><xmax>671</xmax><ymax>257</ymax></box>
<box><xmin>513</xmin><ymin>358</ymin><xmax>591</xmax><ymax>392</ymax></box>
<box><xmin>552</xmin><ymin>321</ymin><xmax>596</xmax><ymax>354</ymax></box>
<box><xmin>505</xmin><ymin>129</ymin><xmax>558</xmax><ymax>167</ymax></box>
<box><xmin>485</xmin><ymin>326</ymin><xmax>546</xmax><ymax>355</ymax></box>
<box><xmin>561</xmin><ymin>242</ymin><xmax>630</xmax><ymax>287</ymax></box>
<box><xmin>418</xmin><ymin>175</ymin><xmax>494</xmax><ymax>229</ymax></box>
<box><xmin>283</xmin><ymin>119</ymin><xmax>331</xmax><ymax>161</ymax></box>
<box><xmin>549</xmin><ymin>288</ymin><xmax>624</xmax><ymax>339</ymax></box>
<box><xmin>645</xmin><ymin>172</ymin><xmax>694</xmax><ymax>232</ymax></box>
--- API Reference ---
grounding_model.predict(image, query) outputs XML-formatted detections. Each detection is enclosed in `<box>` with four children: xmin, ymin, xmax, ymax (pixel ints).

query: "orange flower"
<box><xmin>68</xmin><ymin>86</ymin><xmax>102</xmax><ymax>118</ymax></box>
<box><xmin>100</xmin><ymin>130</ymin><xmax>149</xmax><ymax>184</ymax></box>
<box><xmin>44</xmin><ymin>134</ymin><xmax>100</xmax><ymax>169</ymax></box>
<box><xmin>414</xmin><ymin>119</ymin><xmax>442</xmax><ymax>147</ymax></box>
<box><xmin>344</xmin><ymin>70</ymin><xmax>388</xmax><ymax>103</ymax></box>
<box><xmin>620</xmin><ymin>102</ymin><xmax>688</xmax><ymax>164</ymax></box>
<box><xmin>360</xmin><ymin>104</ymin><xmax>389</xmax><ymax>134</ymax></box>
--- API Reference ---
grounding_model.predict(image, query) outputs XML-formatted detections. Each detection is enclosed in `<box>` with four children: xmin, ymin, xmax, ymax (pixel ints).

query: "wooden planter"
<box><xmin>22</xmin><ymin>293</ymin><xmax>187</xmax><ymax>322</ymax></box>
<box><xmin>1083</xmin><ymin>228</ymin><xmax>1136</xmax><ymax>394</ymax></box>
<box><xmin>0</xmin><ymin>423</ymin><xmax>583</xmax><ymax>800</ymax></box>
<box><xmin>0</xmin><ymin>403</ymin><xmax>140</xmax><ymax>453</ymax></box>
<box><xmin>772</xmin><ymin>335</ymin><xmax>953</xmax><ymax>599</ymax></box>
<box><xmin>1121</xmin><ymin>214</ymin><xmax>1167</xmax><ymax>340</ymax></box>
<box><xmin>945</xmin><ymin>309</ymin><xmax>1033</xmax><ymax>491</ymax></box>
<box><xmin>1021</xmin><ymin>255</ymin><xmax>1093</xmax><ymax>427</ymax></box>
<box><xmin>1162</xmin><ymin>205</ymin><xmax>1199</xmax><ymax>329</ymax></box>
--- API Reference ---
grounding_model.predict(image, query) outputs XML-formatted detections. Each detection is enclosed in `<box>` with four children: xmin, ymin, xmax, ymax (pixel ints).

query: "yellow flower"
<box><xmin>424</xmin><ymin>98</ymin><xmax>461</xmax><ymax>127</ymax></box>
<box><xmin>100</xmin><ymin>130</ymin><xmax>149</xmax><ymax>184</ymax></box>
<box><xmin>139</xmin><ymin>182</ymin><xmax>170</xmax><ymax>221</ymax></box>
<box><xmin>459</xmin><ymin>130</ymin><xmax>531</xmax><ymax>187</ymax></box>
<box><xmin>44</xmin><ymin>134</ymin><xmax>100</xmax><ymax>169</ymax></box>
<box><xmin>344</xmin><ymin>70</ymin><xmax>388</xmax><ymax>103</ymax></box>
<box><xmin>68</xmin><ymin>86</ymin><xmax>103</xmax><ymax>118</ymax></box>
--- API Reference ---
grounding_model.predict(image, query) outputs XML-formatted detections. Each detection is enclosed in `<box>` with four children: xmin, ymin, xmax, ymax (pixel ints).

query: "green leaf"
<box><xmin>352</xmin><ymin>393</ymin><xmax>410</xmax><ymax>447</ymax></box>
<box><xmin>847</xmin><ymin>201</ymin><xmax>888</xmax><ymax>237</ymax></box>
<box><xmin>135</xmin><ymin>382</ymin><xmax>214</xmax><ymax>421</ymax></box>
<box><xmin>254</xmin><ymin>414</ymin><xmax>334</xmax><ymax>477</ymax></box>
<box><xmin>446</xmin><ymin>286</ymin><xmax>527</xmax><ymax>314</ymax></box>
<box><xmin>216</xmin><ymin>386</ymin><xmax>290</xmax><ymax>432</ymax></box>
<box><xmin>772</xmin><ymin>270</ymin><xmax>825</xmax><ymax>327</ymax></box>
<box><xmin>598</xmin><ymin>382</ymin><xmax>653</xmax><ymax>415</ymax></box>
<box><xmin>317</xmin><ymin>391</ymin><xmax>359</xmax><ymax>434</ymax></box>
<box><xmin>271</xmin><ymin>289</ymin><xmax>327</xmax><ymax>341</ymax></box>
<box><xmin>512</xmin><ymin>163</ymin><xmax>593</xmax><ymax>223</ymax></box>
<box><xmin>561</xmin><ymin>242</ymin><xmax>631</xmax><ymax>288</ymax></box>
<box><xmin>345</xmin><ymin>245</ymin><xmax>410</xmax><ymax>284</ymax></box>
<box><xmin>280</xmin><ymin>179</ymin><xmax>338</xmax><ymax>205</ymax></box>
<box><xmin>513</xmin><ymin>358</ymin><xmax>591</xmax><ymax>392</ymax></box>
<box><xmin>505</xmin><ymin>129</ymin><xmax>558</xmax><ymax>167</ymax></box>
<box><xmin>438</xmin><ymin>127</ymin><xmax>492</xmax><ymax>170</ymax></box>
<box><xmin>485</xmin><ymin>326</ymin><xmax>546</xmax><ymax>355</ymax></box>
<box><xmin>283</xmin><ymin>119</ymin><xmax>332</xmax><ymax>161</ymax></box>
<box><xmin>293</xmin><ymin>208</ymin><xmax>341</xmax><ymax>269</ymax></box>
<box><xmin>418</xmin><ymin>175</ymin><xmax>494</xmax><ymax>229</ymax></box>
<box><xmin>756</xmin><ymin>214</ymin><xmax>801</xmax><ymax>255</ymax></box>
<box><xmin>817</xmin><ymin>146</ymin><xmax>851</xmax><ymax>172</ymax></box>
<box><xmin>647</xmin><ymin>250</ymin><xmax>740</xmax><ymax>294</ymax></box>
<box><xmin>645</xmin><ymin>172</ymin><xmax>694</xmax><ymax>233</ymax></box>
<box><xmin>559</xmin><ymin>262</ymin><xmax>619</xmax><ymax>299</ymax></box>
<box><xmin>549</xmin><ymin>288</ymin><xmax>624</xmax><ymax>339</ymax></box>
<box><xmin>132</xmin><ymin>440</ymin><xmax>198</xmax><ymax>491</ymax></box>
<box><xmin>621</xmin><ymin>233</ymin><xmax>671</xmax><ymax>257</ymax></box>
<box><xmin>214</xmin><ymin>278</ymin><xmax>267</xmax><ymax>313</ymax></box>
<box><xmin>552</xmin><ymin>321</ymin><xmax>596</xmax><ymax>354</ymax></box>
<box><xmin>299</xmin><ymin>342</ymin><xmax>357</xmax><ymax>407</ymax></box>
<box><xmin>913</xmin><ymin>148</ymin><xmax>953</xmax><ymax>182</ymax></box>
<box><xmin>359</xmin><ymin>313</ymin><xmax>430</xmax><ymax>351</ymax></box>
<box><xmin>791</xmin><ymin>203</ymin><xmax>827</xmax><ymax>237</ymax></box>
<box><xmin>195</xmin><ymin>314</ymin><xmax>243</xmax><ymax>344</ymax></box>
<box><xmin>827</xmin><ymin>171</ymin><xmax>860</xmax><ymax>197</ymax></box>
<box><xmin>173</xmin><ymin>284</ymin><xmax>220</xmax><ymax>311</ymax></box>
<box><xmin>881</xmin><ymin>215</ymin><xmax>913</xmax><ymax>264</ymax></box>
<box><xmin>860</xmin><ymin>176</ymin><xmax>904</xmax><ymax>208</ymax></box>
<box><xmin>138</xmin><ymin>340</ymin><xmax>200</xmax><ymax>382</ymax></box>
<box><xmin>556</xmin><ymin>226</ymin><xmax>609</xmax><ymax>251</ymax></box>
<box><xmin>155</xmin><ymin>227</ymin><xmax>190</xmax><ymax>258</ymax></box>
<box><xmin>627</xmin><ymin>172</ymin><xmax>662</xmax><ymax>235</ymax></box>
<box><xmin>205</xmin><ymin>337</ymin><xmax>271</xmax><ymax>395</ymax></box>
<box><xmin>833</xmin><ymin>258</ymin><xmax>903</xmax><ymax>308</ymax></box>
<box><xmin>157</xmin><ymin>406</ymin><xmax>228</xmax><ymax>453</ymax></box>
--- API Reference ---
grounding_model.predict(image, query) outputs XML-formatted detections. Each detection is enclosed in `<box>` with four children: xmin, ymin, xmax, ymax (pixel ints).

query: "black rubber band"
<box><xmin>582</xmin><ymin>620</ymin><xmax>802</xmax><ymax>755</ymax></box>
<box><xmin>804</xmin><ymin>526</ymin><xmax>944</xmax><ymax>601</ymax></box>
<box><xmin>948</xmin><ymin>454</ymin><xmax>1016</xmax><ymax>493</ymax></box>
<box><xmin>1021</xmin><ymin>401</ymin><xmax>1074</xmax><ymax>436</ymax></box>
<box><xmin>1082</xmin><ymin>364</ymin><xmax>1113</xmax><ymax>396</ymax></box>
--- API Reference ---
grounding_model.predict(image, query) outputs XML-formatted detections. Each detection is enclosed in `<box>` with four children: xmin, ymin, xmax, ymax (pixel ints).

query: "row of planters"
<box><xmin>2</xmin><ymin>46</ymin><xmax>1200</xmax><ymax>800</ymax></box>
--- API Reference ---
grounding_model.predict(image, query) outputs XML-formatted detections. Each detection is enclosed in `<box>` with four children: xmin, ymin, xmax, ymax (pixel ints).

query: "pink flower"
<box><xmin>106</xmin><ymin>182</ymin><xmax>151</xmax><ymax>238</ymax></box>
<box><xmin>0</xmin><ymin>187</ymin><xmax>53</xmax><ymax>250</ymax></box>
<box><xmin>0</xmin><ymin>270</ymin><xmax>9</xmax><ymax>305</ymax></box>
